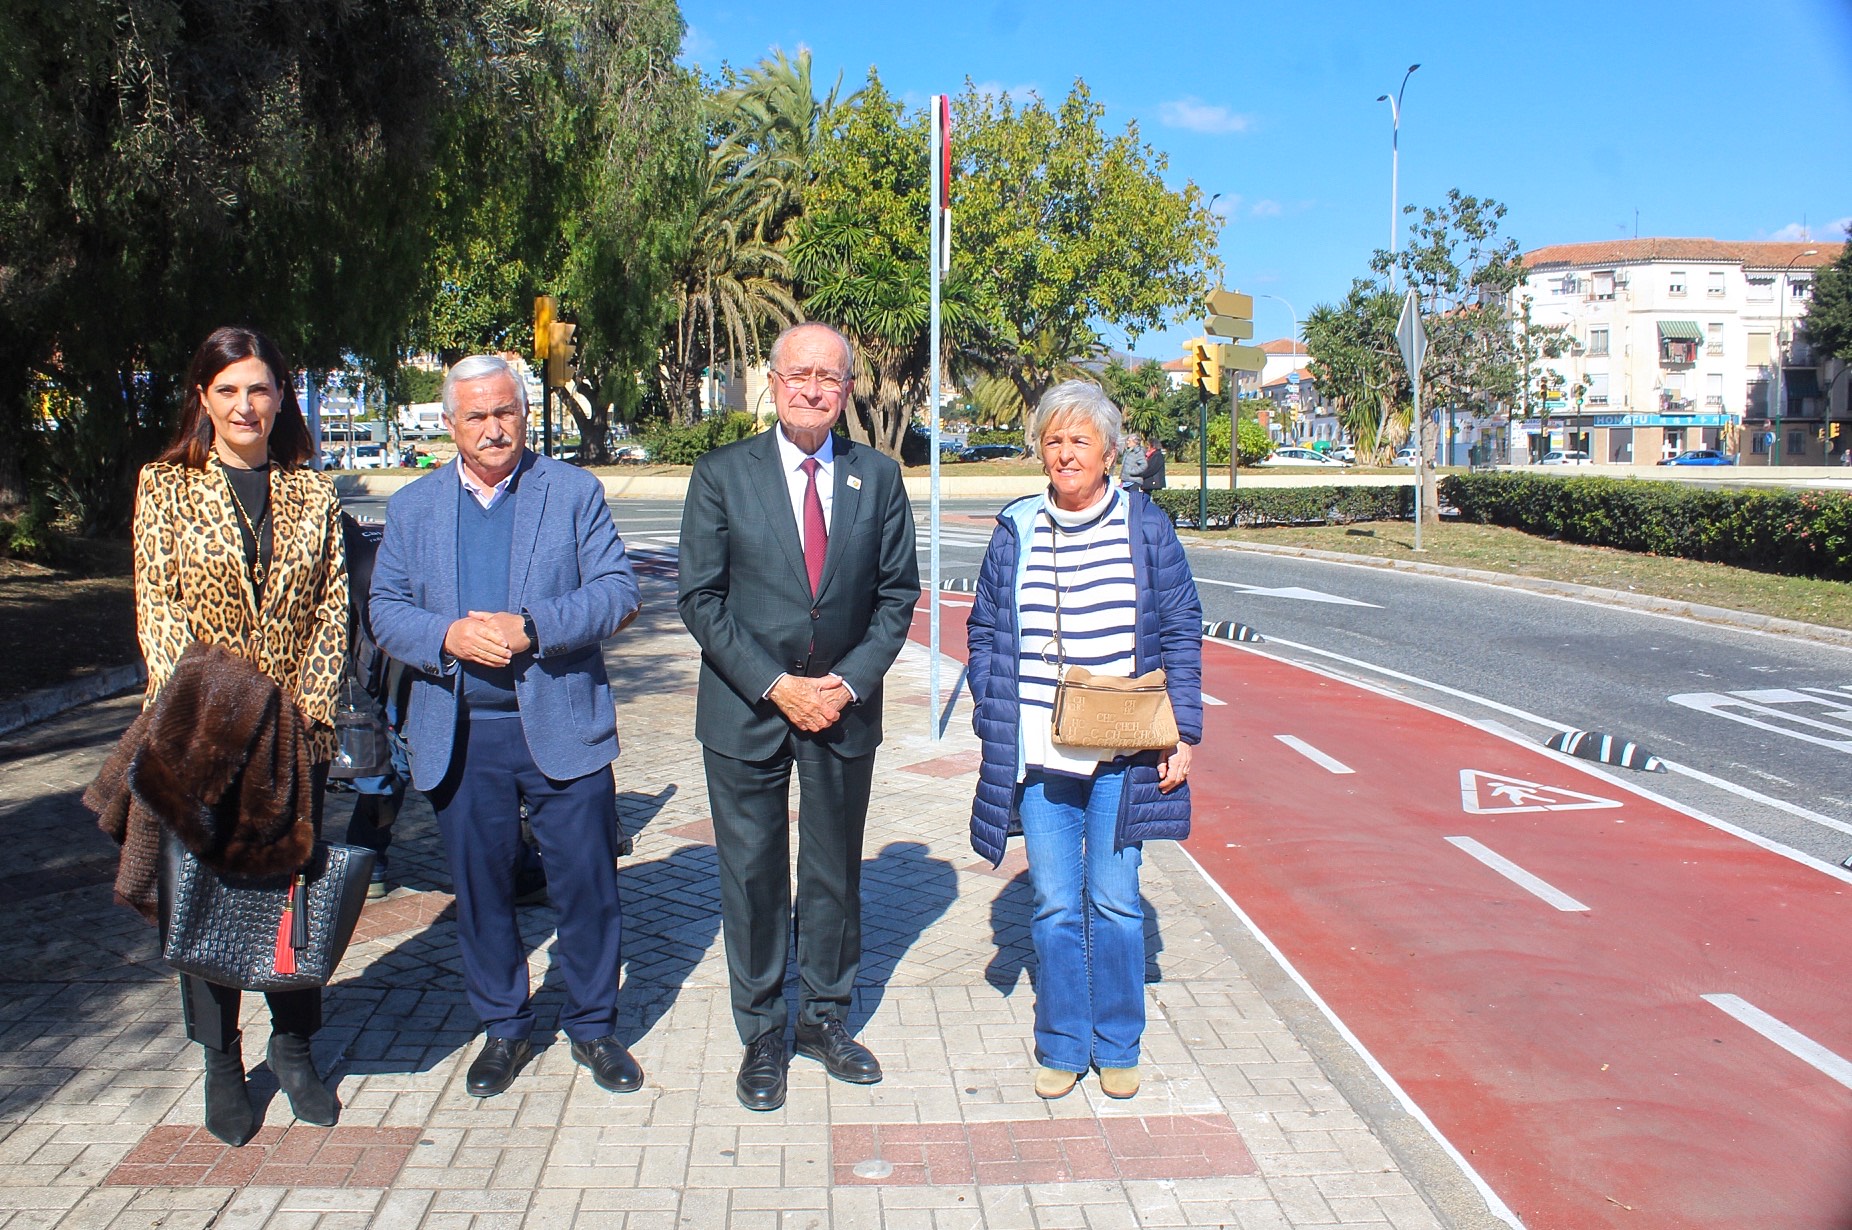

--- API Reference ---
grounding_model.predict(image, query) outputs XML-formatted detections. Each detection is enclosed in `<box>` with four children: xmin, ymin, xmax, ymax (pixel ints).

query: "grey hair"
<box><xmin>1026</xmin><ymin>380</ymin><xmax>1123</xmax><ymax>455</ymax></box>
<box><xmin>768</xmin><ymin>322</ymin><xmax>855</xmax><ymax>377</ymax></box>
<box><xmin>442</xmin><ymin>354</ymin><xmax>528</xmax><ymax>420</ymax></box>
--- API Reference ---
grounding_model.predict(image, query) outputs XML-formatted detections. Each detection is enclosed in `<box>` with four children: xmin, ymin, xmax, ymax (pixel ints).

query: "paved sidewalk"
<box><xmin>0</xmin><ymin>547</ymin><xmax>1467</xmax><ymax>1230</ymax></box>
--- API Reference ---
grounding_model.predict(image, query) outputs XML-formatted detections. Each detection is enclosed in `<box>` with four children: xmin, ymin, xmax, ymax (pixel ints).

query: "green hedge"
<box><xmin>1151</xmin><ymin>485</ymin><xmax>1412</xmax><ymax>528</ymax></box>
<box><xmin>641</xmin><ymin>412</ymin><xmax>762</xmax><ymax>464</ymax></box>
<box><xmin>1440</xmin><ymin>472</ymin><xmax>1852</xmax><ymax>580</ymax></box>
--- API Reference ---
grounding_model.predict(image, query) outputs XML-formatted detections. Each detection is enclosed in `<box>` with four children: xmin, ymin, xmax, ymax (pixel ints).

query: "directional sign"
<box><xmin>1216</xmin><ymin>343</ymin><xmax>1266</xmax><ymax>372</ymax></box>
<box><xmin>1206</xmin><ymin>314</ymin><xmax>1255</xmax><ymax>341</ymax></box>
<box><xmin>1207</xmin><ymin>288</ymin><xmax>1253</xmax><ymax>319</ymax></box>
<box><xmin>1458</xmin><ymin>769</ymin><xmax>1621</xmax><ymax>815</ymax></box>
<box><xmin>1395</xmin><ymin>288</ymin><xmax>1427</xmax><ymax>378</ymax></box>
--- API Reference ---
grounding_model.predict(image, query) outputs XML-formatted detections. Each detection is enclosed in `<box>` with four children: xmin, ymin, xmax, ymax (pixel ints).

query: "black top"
<box><xmin>221</xmin><ymin>461</ymin><xmax>274</xmax><ymax>600</ymax></box>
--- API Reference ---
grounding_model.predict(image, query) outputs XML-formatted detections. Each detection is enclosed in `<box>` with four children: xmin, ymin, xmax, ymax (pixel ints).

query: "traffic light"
<box><xmin>1184</xmin><ymin>337</ymin><xmax>1220</xmax><ymax>396</ymax></box>
<box><xmin>546</xmin><ymin>321</ymin><xmax>578</xmax><ymax>388</ymax></box>
<box><xmin>534</xmin><ymin>295</ymin><xmax>558</xmax><ymax>360</ymax></box>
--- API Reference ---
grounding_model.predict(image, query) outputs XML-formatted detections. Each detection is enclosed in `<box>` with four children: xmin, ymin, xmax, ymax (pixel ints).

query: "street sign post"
<box><xmin>1203</xmin><ymin>290</ymin><xmax>1261</xmax><ymax>506</ymax></box>
<box><xmin>1395</xmin><ymin>288</ymin><xmax>1427</xmax><ymax>550</ymax></box>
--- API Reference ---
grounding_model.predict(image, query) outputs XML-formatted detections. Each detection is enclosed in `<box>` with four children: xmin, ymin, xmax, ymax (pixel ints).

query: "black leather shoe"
<box><xmin>465</xmin><ymin>1036</ymin><xmax>533</xmax><ymax>1098</ymax></box>
<box><xmin>794</xmin><ymin>1019</ymin><xmax>882</xmax><ymax>1085</ymax></box>
<box><xmin>570</xmin><ymin>1035</ymin><xmax>643</xmax><ymax>1093</ymax></box>
<box><xmin>736</xmin><ymin>1031</ymin><xmax>788</xmax><ymax>1111</ymax></box>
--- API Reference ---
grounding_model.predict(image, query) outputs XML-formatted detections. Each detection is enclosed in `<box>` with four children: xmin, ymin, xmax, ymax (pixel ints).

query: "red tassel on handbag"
<box><xmin>274</xmin><ymin>881</ymin><xmax>298</xmax><ymax>975</ymax></box>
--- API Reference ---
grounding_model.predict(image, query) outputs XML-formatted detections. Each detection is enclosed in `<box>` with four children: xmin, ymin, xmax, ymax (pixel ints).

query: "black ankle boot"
<box><xmin>202</xmin><ymin>1036</ymin><xmax>256</xmax><ymax>1146</ymax></box>
<box><xmin>267</xmin><ymin>1033</ymin><xmax>338</xmax><ymax>1126</ymax></box>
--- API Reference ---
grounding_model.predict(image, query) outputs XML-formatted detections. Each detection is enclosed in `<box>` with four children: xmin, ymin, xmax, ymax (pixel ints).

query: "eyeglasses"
<box><xmin>772</xmin><ymin>368</ymin><xmax>848</xmax><ymax>394</ymax></box>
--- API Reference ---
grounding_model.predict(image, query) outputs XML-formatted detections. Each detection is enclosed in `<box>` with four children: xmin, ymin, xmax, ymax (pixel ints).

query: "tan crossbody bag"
<box><xmin>1043</xmin><ymin>513</ymin><xmax>1179</xmax><ymax>752</ymax></box>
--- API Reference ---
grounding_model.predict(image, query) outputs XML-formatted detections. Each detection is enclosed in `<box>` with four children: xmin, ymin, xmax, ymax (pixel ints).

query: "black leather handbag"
<box><xmin>158</xmin><ymin>832</ymin><xmax>375</xmax><ymax>991</ymax></box>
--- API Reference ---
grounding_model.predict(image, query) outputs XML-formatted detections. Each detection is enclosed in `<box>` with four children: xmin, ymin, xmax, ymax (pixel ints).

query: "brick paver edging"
<box><xmin>830</xmin><ymin>1114</ymin><xmax>1257</xmax><ymax>1187</ymax></box>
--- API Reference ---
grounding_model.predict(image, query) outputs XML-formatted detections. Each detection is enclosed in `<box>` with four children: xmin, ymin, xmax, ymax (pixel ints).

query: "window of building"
<box><xmin>1706</xmin><ymin>373</ymin><xmax>1724</xmax><ymax>406</ymax></box>
<box><xmin>1747</xmin><ymin>276</ymin><xmax>1774</xmax><ymax>302</ymax></box>
<box><xmin>1588</xmin><ymin>327</ymin><xmax>1609</xmax><ymax>356</ymax></box>
<box><xmin>1586</xmin><ymin>372</ymin><xmax>1610</xmax><ymax>405</ymax></box>
<box><xmin>1747</xmin><ymin>332</ymin><xmax>1772</xmax><ymax>367</ymax></box>
<box><xmin>1593</xmin><ymin>271</ymin><xmax>1616</xmax><ymax>300</ymax></box>
<box><xmin>1706</xmin><ymin>323</ymin><xmax>1723</xmax><ymax>355</ymax></box>
<box><xmin>1707</xmin><ymin>270</ymin><xmax>1726</xmax><ymax>298</ymax></box>
<box><xmin>1790</xmin><ymin>429</ymin><xmax>1807</xmax><ymax>457</ymax></box>
<box><xmin>1792</xmin><ymin>277</ymin><xmax>1812</xmax><ymax>301</ymax></box>
<box><xmin>1668</xmin><ymin>270</ymin><xmax>1686</xmax><ymax>296</ymax></box>
<box><xmin>1558</xmin><ymin>273</ymin><xmax>1579</xmax><ymax>296</ymax></box>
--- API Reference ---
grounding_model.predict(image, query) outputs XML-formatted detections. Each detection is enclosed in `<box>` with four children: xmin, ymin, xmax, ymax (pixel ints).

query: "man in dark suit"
<box><xmin>678</xmin><ymin>322</ymin><xmax>921</xmax><ymax>1111</ymax></box>
<box><xmin>370</xmin><ymin>354</ymin><xmax>644</xmax><ymax>1099</ymax></box>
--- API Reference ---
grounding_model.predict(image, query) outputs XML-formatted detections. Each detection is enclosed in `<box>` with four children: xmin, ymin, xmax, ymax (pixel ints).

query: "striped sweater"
<box><xmin>1018</xmin><ymin>485</ymin><xmax>1137</xmax><ymax>776</ymax></box>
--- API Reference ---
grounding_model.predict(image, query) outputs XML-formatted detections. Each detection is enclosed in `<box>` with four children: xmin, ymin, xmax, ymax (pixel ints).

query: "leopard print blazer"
<box><xmin>132</xmin><ymin>458</ymin><xmax>349</xmax><ymax>762</ymax></box>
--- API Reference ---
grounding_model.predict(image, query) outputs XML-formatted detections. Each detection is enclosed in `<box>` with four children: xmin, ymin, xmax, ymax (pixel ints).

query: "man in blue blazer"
<box><xmin>678</xmin><ymin>323</ymin><xmax>921</xmax><ymax>1111</ymax></box>
<box><xmin>370</xmin><ymin>355</ymin><xmax>643</xmax><ymax>1099</ymax></box>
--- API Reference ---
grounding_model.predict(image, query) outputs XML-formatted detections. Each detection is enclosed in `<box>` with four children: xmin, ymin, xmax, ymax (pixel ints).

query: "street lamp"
<box><xmin>1772</xmin><ymin>248</ymin><xmax>1818</xmax><ymax>466</ymax></box>
<box><xmin>1257</xmin><ymin>293</ymin><xmax>1300</xmax><ymax>437</ymax></box>
<box><xmin>1376</xmin><ymin>64</ymin><xmax>1420</xmax><ymax>289</ymax></box>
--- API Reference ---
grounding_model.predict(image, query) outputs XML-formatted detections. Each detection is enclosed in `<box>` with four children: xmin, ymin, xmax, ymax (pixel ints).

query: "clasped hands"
<box><xmin>444</xmin><ymin>610</ymin><xmax>530</xmax><ymax>667</ymax></box>
<box><xmin>768</xmin><ymin>672</ymin><xmax>852</xmax><ymax>733</ymax></box>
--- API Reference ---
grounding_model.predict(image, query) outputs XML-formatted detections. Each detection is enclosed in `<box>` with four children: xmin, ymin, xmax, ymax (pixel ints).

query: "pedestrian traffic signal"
<box><xmin>1184</xmin><ymin>337</ymin><xmax>1220</xmax><ymax>396</ymax></box>
<box><xmin>546</xmin><ymin>321</ymin><xmax>578</xmax><ymax>388</ymax></box>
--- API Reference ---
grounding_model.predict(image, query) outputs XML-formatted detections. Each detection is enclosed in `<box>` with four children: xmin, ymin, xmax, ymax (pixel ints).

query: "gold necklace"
<box><xmin>220</xmin><ymin>466</ymin><xmax>271</xmax><ymax>594</ymax></box>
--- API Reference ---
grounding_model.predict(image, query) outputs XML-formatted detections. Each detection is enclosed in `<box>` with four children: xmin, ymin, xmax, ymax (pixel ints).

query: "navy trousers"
<box><xmin>429</xmin><ymin>713</ymin><xmax>622</xmax><ymax>1042</ymax></box>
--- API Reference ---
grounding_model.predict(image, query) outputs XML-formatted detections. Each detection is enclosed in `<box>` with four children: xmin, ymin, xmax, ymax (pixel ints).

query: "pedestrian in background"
<box><xmin>114</xmin><ymin>325</ymin><xmax>349</xmax><ymax>1144</ymax></box>
<box><xmin>678</xmin><ymin>322</ymin><xmax>921</xmax><ymax>1112</ymax></box>
<box><xmin>965</xmin><ymin>380</ymin><xmax>1202</xmax><ymax>1101</ymax></box>
<box><xmin>369</xmin><ymin>354</ymin><xmax>644</xmax><ymax>1100</ymax></box>
<box><xmin>1119</xmin><ymin>433</ymin><xmax>1166</xmax><ymax>492</ymax></box>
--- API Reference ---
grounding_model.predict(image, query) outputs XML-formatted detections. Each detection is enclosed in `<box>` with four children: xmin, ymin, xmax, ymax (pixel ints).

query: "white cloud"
<box><xmin>1210</xmin><ymin>194</ymin><xmax>1240</xmax><ymax>219</ymax></box>
<box><xmin>1250</xmin><ymin>199</ymin><xmax>1283</xmax><ymax>217</ymax></box>
<box><xmin>1766</xmin><ymin>217</ymin><xmax>1852</xmax><ymax>242</ymax></box>
<box><xmin>1158</xmin><ymin>97</ymin><xmax>1253</xmax><ymax>136</ymax></box>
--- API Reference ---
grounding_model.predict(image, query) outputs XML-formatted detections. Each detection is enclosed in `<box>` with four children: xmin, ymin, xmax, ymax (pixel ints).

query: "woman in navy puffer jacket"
<box><xmin>966</xmin><ymin>381</ymin><xmax>1202</xmax><ymax>1102</ymax></box>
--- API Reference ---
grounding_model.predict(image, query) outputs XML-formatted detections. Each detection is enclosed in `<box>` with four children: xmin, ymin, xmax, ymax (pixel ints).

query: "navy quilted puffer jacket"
<box><xmin>965</xmin><ymin>489</ymin><xmax>1204</xmax><ymax>866</ymax></box>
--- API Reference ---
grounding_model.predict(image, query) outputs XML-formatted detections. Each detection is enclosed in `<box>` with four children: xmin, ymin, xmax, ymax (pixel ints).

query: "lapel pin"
<box><xmin>847</xmin><ymin>475</ymin><xmax>862</xmax><ymax>490</ymax></box>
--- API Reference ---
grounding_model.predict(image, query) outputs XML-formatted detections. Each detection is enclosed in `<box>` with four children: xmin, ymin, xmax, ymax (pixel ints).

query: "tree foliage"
<box><xmin>1304</xmin><ymin>281</ymin><xmax>1410</xmax><ymax>464</ymax></box>
<box><xmin>1801</xmin><ymin>229</ymin><xmax>1852</xmax><ymax>365</ymax></box>
<box><xmin>953</xmin><ymin>81</ymin><xmax>1221</xmax><ymax>414</ymax></box>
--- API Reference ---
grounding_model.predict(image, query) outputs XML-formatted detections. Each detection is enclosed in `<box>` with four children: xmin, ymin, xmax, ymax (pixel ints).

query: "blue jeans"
<box><xmin>1018</xmin><ymin>765</ymin><xmax>1144</xmax><ymax>1072</ymax></box>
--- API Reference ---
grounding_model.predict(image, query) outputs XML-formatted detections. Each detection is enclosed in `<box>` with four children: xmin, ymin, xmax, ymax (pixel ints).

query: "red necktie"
<box><xmin>801</xmin><ymin>457</ymin><xmax>827</xmax><ymax>595</ymax></box>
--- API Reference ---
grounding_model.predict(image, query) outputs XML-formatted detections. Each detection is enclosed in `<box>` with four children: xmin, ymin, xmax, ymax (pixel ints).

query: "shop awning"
<box><xmin>1657</xmin><ymin>320</ymin><xmax>1704</xmax><ymax>341</ymax></box>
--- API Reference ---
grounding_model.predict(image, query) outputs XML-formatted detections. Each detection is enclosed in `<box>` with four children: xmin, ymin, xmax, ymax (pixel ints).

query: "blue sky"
<box><xmin>678</xmin><ymin>0</ymin><xmax>1852</xmax><ymax>362</ymax></box>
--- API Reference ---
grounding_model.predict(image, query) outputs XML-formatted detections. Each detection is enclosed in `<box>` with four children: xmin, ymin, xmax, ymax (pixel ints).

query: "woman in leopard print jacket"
<box><xmin>133</xmin><ymin>326</ymin><xmax>348</xmax><ymax>1145</ymax></box>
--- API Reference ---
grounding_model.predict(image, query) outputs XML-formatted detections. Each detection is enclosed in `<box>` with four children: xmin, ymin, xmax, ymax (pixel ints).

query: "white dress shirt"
<box><xmin>773</xmin><ymin>426</ymin><xmax>834</xmax><ymax>551</ymax></box>
<box><xmin>457</xmin><ymin>456</ymin><xmax>517</xmax><ymax>510</ymax></box>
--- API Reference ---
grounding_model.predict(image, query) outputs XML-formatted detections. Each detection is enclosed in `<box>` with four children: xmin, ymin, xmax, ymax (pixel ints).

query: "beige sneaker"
<box><xmin>1034</xmin><ymin>1066</ymin><xmax>1078</xmax><ymax>1099</ymax></box>
<box><xmin>1098</xmin><ymin>1066</ymin><xmax>1140</xmax><ymax>1099</ymax></box>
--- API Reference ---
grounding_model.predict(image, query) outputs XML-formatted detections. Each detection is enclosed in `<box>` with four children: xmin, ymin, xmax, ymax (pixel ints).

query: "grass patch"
<box><xmin>1194</xmin><ymin>519</ymin><xmax>1852</xmax><ymax>631</ymax></box>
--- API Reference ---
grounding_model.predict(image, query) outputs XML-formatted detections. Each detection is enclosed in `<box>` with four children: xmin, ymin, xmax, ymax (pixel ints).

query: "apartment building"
<box><xmin>1513</xmin><ymin>239</ymin><xmax>1844</xmax><ymax>464</ymax></box>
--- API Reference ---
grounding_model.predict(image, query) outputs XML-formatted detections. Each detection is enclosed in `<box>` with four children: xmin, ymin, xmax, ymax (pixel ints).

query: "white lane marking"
<box><xmin>1459</xmin><ymin>770</ymin><xmax>1621</xmax><ymax>815</ymax></box>
<box><xmin>1668</xmin><ymin>687</ymin><xmax>1852</xmax><ymax>754</ymax></box>
<box><xmin>1202</xmin><ymin>693</ymin><xmax>1227</xmax><ymax>707</ymax></box>
<box><xmin>1445</xmin><ymin>837</ymin><xmax>1590</xmax><ymax>912</ymax></box>
<box><xmin>1255</xmin><ymin>632</ymin><xmax>1852</xmax><ymax>843</ymax></box>
<box><xmin>1175</xmin><ymin>845</ymin><xmax>1525</xmax><ymax>1230</ymax></box>
<box><xmin>1702</xmin><ymin>994</ymin><xmax>1852</xmax><ymax>1091</ymax></box>
<box><xmin>1195</xmin><ymin>576</ymin><xmax>1382</xmax><ymax>608</ymax></box>
<box><xmin>1274</xmin><ymin>734</ymin><xmax>1353</xmax><ymax>774</ymax></box>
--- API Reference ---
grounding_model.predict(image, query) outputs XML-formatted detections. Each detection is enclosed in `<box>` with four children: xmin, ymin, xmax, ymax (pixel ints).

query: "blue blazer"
<box><xmin>369</xmin><ymin>454</ymin><xmax>641</xmax><ymax>791</ymax></box>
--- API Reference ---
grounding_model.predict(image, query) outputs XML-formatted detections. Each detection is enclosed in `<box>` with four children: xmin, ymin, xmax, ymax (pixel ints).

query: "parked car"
<box><xmin>958</xmin><ymin>443</ymin><xmax>1027</xmax><ymax>461</ymax></box>
<box><xmin>1334</xmin><ymin>444</ymin><xmax>1357</xmax><ymax>463</ymax></box>
<box><xmin>1658</xmin><ymin>449</ymin><xmax>1734</xmax><ymax>466</ymax></box>
<box><xmin>1537</xmin><ymin>450</ymin><xmax>1593</xmax><ymax>466</ymax></box>
<box><xmin>614</xmin><ymin>443</ymin><xmax>651</xmax><ymax>464</ymax></box>
<box><xmin>1260</xmin><ymin>446</ymin><xmax>1351</xmax><ymax>468</ymax></box>
<box><xmin>1392</xmin><ymin>446</ymin><xmax>1421</xmax><ymax>466</ymax></box>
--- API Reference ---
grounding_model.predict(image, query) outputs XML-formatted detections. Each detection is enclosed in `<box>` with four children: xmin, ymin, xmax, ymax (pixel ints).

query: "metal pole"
<box><xmin>1377</xmin><ymin>65</ymin><xmax>1418</xmax><ymax>292</ymax></box>
<box><xmin>1228</xmin><ymin>373</ymin><xmax>1238</xmax><ymax>501</ymax></box>
<box><xmin>1412</xmin><ymin>373</ymin><xmax>1424</xmax><ymax>552</ymax></box>
<box><xmin>1197</xmin><ymin>387</ymin><xmax>1208</xmax><ymax>531</ymax></box>
<box><xmin>928</xmin><ymin>95</ymin><xmax>944</xmax><ymax>738</ymax></box>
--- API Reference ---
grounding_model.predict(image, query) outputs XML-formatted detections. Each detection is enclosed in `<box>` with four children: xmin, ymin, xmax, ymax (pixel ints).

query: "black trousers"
<box><xmin>704</xmin><ymin>738</ymin><xmax>874</xmax><ymax>1044</ymax></box>
<box><xmin>179</xmin><ymin>764</ymin><xmax>328</xmax><ymax>1053</ymax></box>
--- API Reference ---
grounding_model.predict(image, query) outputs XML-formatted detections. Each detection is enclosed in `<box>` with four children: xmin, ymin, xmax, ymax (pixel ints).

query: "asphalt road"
<box><xmin>340</xmin><ymin>489</ymin><xmax>1852</xmax><ymax>868</ymax></box>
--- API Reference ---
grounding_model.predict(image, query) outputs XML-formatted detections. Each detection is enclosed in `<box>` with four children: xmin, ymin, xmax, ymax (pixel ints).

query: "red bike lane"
<box><xmin>914</xmin><ymin>600</ymin><xmax>1852</xmax><ymax>1229</ymax></box>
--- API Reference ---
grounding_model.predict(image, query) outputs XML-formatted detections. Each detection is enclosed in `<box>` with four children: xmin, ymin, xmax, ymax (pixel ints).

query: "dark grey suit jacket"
<box><xmin>677</xmin><ymin>430</ymin><xmax>920</xmax><ymax>762</ymax></box>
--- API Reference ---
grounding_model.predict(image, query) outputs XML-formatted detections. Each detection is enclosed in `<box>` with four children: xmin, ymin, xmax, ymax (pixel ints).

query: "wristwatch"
<box><xmin>521</xmin><ymin>610</ymin><xmax>539</xmax><ymax>655</ymax></box>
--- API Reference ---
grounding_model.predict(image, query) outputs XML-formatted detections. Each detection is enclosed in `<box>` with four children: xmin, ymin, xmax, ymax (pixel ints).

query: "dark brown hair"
<box><xmin>157</xmin><ymin>326</ymin><xmax>313</xmax><ymax>469</ymax></box>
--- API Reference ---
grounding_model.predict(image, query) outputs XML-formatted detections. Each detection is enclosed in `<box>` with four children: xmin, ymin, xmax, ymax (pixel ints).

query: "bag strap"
<box><xmin>1042</xmin><ymin>510</ymin><xmax>1066</xmax><ymax>670</ymax></box>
